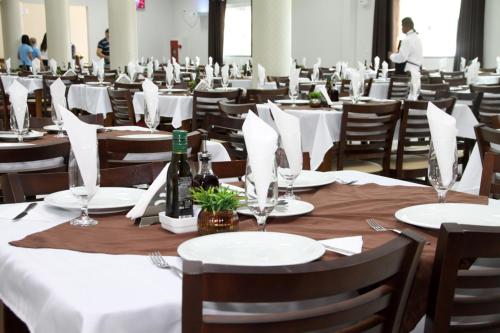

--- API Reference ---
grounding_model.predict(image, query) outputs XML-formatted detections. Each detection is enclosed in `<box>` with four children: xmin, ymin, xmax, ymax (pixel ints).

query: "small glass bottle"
<box><xmin>193</xmin><ymin>134</ymin><xmax>219</xmax><ymax>190</ymax></box>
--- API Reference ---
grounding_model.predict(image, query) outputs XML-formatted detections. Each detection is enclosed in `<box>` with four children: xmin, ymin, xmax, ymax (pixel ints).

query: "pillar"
<box><xmin>108</xmin><ymin>0</ymin><xmax>138</xmax><ymax>69</ymax></box>
<box><xmin>45</xmin><ymin>0</ymin><xmax>71</xmax><ymax>66</ymax></box>
<box><xmin>252</xmin><ymin>0</ymin><xmax>291</xmax><ymax>87</ymax></box>
<box><xmin>1</xmin><ymin>0</ymin><xmax>22</xmax><ymax>67</ymax></box>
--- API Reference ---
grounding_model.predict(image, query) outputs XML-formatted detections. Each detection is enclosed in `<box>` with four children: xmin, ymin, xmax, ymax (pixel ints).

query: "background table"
<box><xmin>133</xmin><ymin>92</ymin><xmax>192</xmax><ymax>129</ymax></box>
<box><xmin>67</xmin><ymin>84</ymin><xmax>113</xmax><ymax>117</ymax></box>
<box><xmin>0</xmin><ymin>75</ymin><xmax>43</xmax><ymax>93</ymax></box>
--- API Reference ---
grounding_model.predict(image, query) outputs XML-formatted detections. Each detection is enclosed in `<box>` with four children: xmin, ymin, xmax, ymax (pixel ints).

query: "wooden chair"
<box><xmin>419</xmin><ymin>83</ymin><xmax>451</xmax><ymax>101</ymax></box>
<box><xmin>113</xmin><ymin>82</ymin><xmax>143</xmax><ymax>92</ymax></box>
<box><xmin>268</xmin><ymin>76</ymin><xmax>289</xmax><ymax>89</ymax></box>
<box><xmin>474</xmin><ymin>123</ymin><xmax>500</xmax><ymax>164</ymax></box>
<box><xmin>218</xmin><ymin>101</ymin><xmax>256</xmax><ymax>116</ymax></box>
<box><xmin>480</xmin><ymin>67</ymin><xmax>497</xmax><ymax>73</ymax></box>
<box><xmin>391</xmin><ymin>98</ymin><xmax>456</xmax><ymax>181</ymax></box>
<box><xmin>335</xmin><ymin>101</ymin><xmax>401</xmax><ymax>175</ymax></box>
<box><xmin>1</xmin><ymin>162</ymin><xmax>164</xmax><ymax>203</ymax></box>
<box><xmin>100</xmin><ymin>131</ymin><xmax>201</xmax><ymax>167</ymax></box>
<box><xmin>212</xmin><ymin>160</ymin><xmax>246</xmax><ymax>179</ymax></box>
<box><xmin>470</xmin><ymin>85</ymin><xmax>500</xmax><ymax>122</ymax></box>
<box><xmin>0</xmin><ymin>75</ymin><xmax>9</xmax><ymax>130</ymax></box>
<box><xmin>182</xmin><ymin>230</ymin><xmax>425</xmax><ymax>333</ymax></box>
<box><xmin>387</xmin><ymin>76</ymin><xmax>410</xmax><ymax>100</ymax></box>
<box><xmin>29</xmin><ymin>114</ymin><xmax>103</xmax><ymax>128</ymax></box>
<box><xmin>319</xmin><ymin>67</ymin><xmax>335</xmax><ymax>79</ymax></box>
<box><xmin>479</xmin><ymin>151</ymin><xmax>500</xmax><ymax>197</ymax></box>
<box><xmin>299</xmin><ymin>67</ymin><xmax>312</xmax><ymax>79</ymax></box>
<box><xmin>107</xmin><ymin>88</ymin><xmax>136</xmax><ymax>126</ymax></box>
<box><xmin>42</xmin><ymin>75</ymin><xmax>79</xmax><ymax>114</ymax></box>
<box><xmin>440</xmin><ymin>71</ymin><xmax>465</xmax><ymax>80</ymax></box>
<box><xmin>298</xmin><ymin>82</ymin><xmax>315</xmax><ymax>96</ymax></box>
<box><xmin>83</xmin><ymin>75</ymin><xmax>114</xmax><ymax>84</ymax></box>
<box><xmin>339</xmin><ymin>78</ymin><xmax>373</xmax><ymax>98</ymax></box>
<box><xmin>425</xmin><ymin>223</ymin><xmax>500</xmax><ymax>332</ymax></box>
<box><xmin>246</xmin><ymin>87</ymin><xmax>288</xmax><ymax>104</ymax></box>
<box><xmin>191</xmin><ymin>90</ymin><xmax>241</xmax><ymax>131</ymax></box>
<box><xmin>203</xmin><ymin>113</ymin><xmax>246</xmax><ymax>160</ymax></box>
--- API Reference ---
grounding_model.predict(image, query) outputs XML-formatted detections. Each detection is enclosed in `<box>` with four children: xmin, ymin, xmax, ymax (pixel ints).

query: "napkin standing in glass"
<box><xmin>142</xmin><ymin>79</ymin><xmax>160</xmax><ymax>133</ymax></box>
<box><xmin>8</xmin><ymin>81</ymin><xmax>30</xmax><ymax>142</ymax></box>
<box><xmin>50</xmin><ymin>78</ymin><xmax>68</xmax><ymax>137</ymax></box>
<box><xmin>409</xmin><ymin>70</ymin><xmax>421</xmax><ymax>101</ymax></box>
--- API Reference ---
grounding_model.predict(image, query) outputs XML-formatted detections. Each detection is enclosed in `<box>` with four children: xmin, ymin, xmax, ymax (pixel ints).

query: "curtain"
<box><xmin>454</xmin><ymin>0</ymin><xmax>485</xmax><ymax>70</ymax></box>
<box><xmin>372</xmin><ymin>0</ymin><xmax>400</xmax><ymax>62</ymax></box>
<box><xmin>208</xmin><ymin>0</ymin><xmax>227</xmax><ymax>65</ymax></box>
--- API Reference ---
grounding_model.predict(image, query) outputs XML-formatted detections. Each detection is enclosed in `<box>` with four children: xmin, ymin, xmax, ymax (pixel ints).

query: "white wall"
<box><xmin>484</xmin><ymin>0</ymin><xmax>500</xmax><ymax>68</ymax></box>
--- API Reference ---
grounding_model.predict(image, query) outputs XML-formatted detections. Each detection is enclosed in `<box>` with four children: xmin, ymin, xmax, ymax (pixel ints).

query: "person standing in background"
<box><xmin>30</xmin><ymin>37</ymin><xmax>41</xmax><ymax>60</ymax></box>
<box><xmin>96</xmin><ymin>29</ymin><xmax>110</xmax><ymax>69</ymax></box>
<box><xmin>17</xmin><ymin>34</ymin><xmax>33</xmax><ymax>70</ymax></box>
<box><xmin>40</xmin><ymin>33</ymin><xmax>48</xmax><ymax>66</ymax></box>
<box><xmin>389</xmin><ymin>17</ymin><xmax>423</xmax><ymax>73</ymax></box>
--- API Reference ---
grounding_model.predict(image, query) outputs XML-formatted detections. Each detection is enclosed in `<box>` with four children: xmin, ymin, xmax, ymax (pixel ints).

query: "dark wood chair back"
<box><xmin>479</xmin><ymin>151</ymin><xmax>500</xmax><ymax>197</ymax></box>
<box><xmin>0</xmin><ymin>75</ymin><xmax>9</xmax><ymax>130</ymax></box>
<box><xmin>246</xmin><ymin>87</ymin><xmax>288</xmax><ymax>104</ymax></box>
<box><xmin>0</xmin><ymin>141</ymin><xmax>70</xmax><ymax>173</ymax></box>
<box><xmin>29</xmin><ymin>114</ymin><xmax>103</xmax><ymax>128</ymax></box>
<box><xmin>83</xmin><ymin>75</ymin><xmax>114</xmax><ymax>83</ymax></box>
<box><xmin>470</xmin><ymin>85</ymin><xmax>500</xmax><ymax>121</ymax></box>
<box><xmin>337</xmin><ymin>101</ymin><xmax>402</xmax><ymax>175</ymax></box>
<box><xmin>101</xmin><ymin>131</ymin><xmax>201</xmax><ymax>167</ymax></box>
<box><xmin>182</xmin><ymin>230</ymin><xmax>425</xmax><ymax>333</ymax></box>
<box><xmin>203</xmin><ymin>113</ymin><xmax>246</xmax><ymax>160</ymax></box>
<box><xmin>191</xmin><ymin>90</ymin><xmax>241</xmax><ymax>131</ymax></box>
<box><xmin>474</xmin><ymin>123</ymin><xmax>500</xmax><ymax>165</ymax></box>
<box><xmin>440</xmin><ymin>71</ymin><xmax>465</xmax><ymax>80</ymax></box>
<box><xmin>113</xmin><ymin>82</ymin><xmax>143</xmax><ymax>92</ymax></box>
<box><xmin>268</xmin><ymin>76</ymin><xmax>289</xmax><ymax>89</ymax></box>
<box><xmin>298</xmin><ymin>82</ymin><xmax>315</xmax><ymax>96</ymax></box>
<box><xmin>425</xmin><ymin>223</ymin><xmax>500</xmax><ymax>333</ymax></box>
<box><xmin>212</xmin><ymin>160</ymin><xmax>246</xmax><ymax>179</ymax></box>
<box><xmin>387</xmin><ymin>76</ymin><xmax>410</xmax><ymax>100</ymax></box>
<box><xmin>42</xmin><ymin>75</ymin><xmax>79</xmax><ymax>113</ymax></box>
<box><xmin>1</xmin><ymin>162</ymin><xmax>164</xmax><ymax>203</ymax></box>
<box><xmin>419</xmin><ymin>83</ymin><xmax>451</xmax><ymax>101</ymax></box>
<box><xmin>218</xmin><ymin>101</ymin><xmax>256</xmax><ymax>116</ymax></box>
<box><xmin>319</xmin><ymin>67</ymin><xmax>335</xmax><ymax>79</ymax></box>
<box><xmin>107</xmin><ymin>88</ymin><xmax>136</xmax><ymax>126</ymax></box>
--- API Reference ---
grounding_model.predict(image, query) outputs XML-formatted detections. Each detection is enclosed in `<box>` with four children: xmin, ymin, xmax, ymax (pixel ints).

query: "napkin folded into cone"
<box><xmin>50</xmin><ymin>78</ymin><xmax>67</xmax><ymax>113</ymax></box>
<box><xmin>142</xmin><ymin>79</ymin><xmax>159</xmax><ymax>122</ymax></box>
<box><xmin>115</xmin><ymin>74</ymin><xmax>132</xmax><ymax>84</ymax></box>
<box><xmin>257</xmin><ymin>64</ymin><xmax>266</xmax><ymax>88</ymax></box>
<box><xmin>319</xmin><ymin>236</ymin><xmax>363</xmax><ymax>256</ymax></box>
<box><xmin>8</xmin><ymin>81</ymin><xmax>29</xmax><ymax>131</ymax></box>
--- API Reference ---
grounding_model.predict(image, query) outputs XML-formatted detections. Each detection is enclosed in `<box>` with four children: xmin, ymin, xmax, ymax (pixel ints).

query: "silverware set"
<box><xmin>366</xmin><ymin>218</ymin><xmax>430</xmax><ymax>245</ymax></box>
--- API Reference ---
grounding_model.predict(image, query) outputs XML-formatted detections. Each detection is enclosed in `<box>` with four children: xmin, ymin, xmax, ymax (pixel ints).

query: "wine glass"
<box><xmin>349</xmin><ymin>81</ymin><xmax>362</xmax><ymax>103</ymax></box>
<box><xmin>144</xmin><ymin>101</ymin><xmax>160</xmax><ymax>133</ymax></box>
<box><xmin>245</xmin><ymin>159</ymin><xmax>278</xmax><ymax>232</ymax></box>
<box><xmin>222</xmin><ymin>75</ymin><xmax>229</xmax><ymax>91</ymax></box>
<box><xmin>166</xmin><ymin>75</ymin><xmax>174</xmax><ymax>94</ymax></box>
<box><xmin>428</xmin><ymin>141</ymin><xmax>458</xmax><ymax>203</ymax></box>
<box><xmin>9</xmin><ymin>105</ymin><xmax>29</xmax><ymax>142</ymax></box>
<box><xmin>289</xmin><ymin>84</ymin><xmax>299</xmax><ymax>106</ymax></box>
<box><xmin>51</xmin><ymin>103</ymin><xmax>65</xmax><ymax>137</ymax></box>
<box><xmin>409</xmin><ymin>82</ymin><xmax>420</xmax><ymax>101</ymax></box>
<box><xmin>68</xmin><ymin>148</ymin><xmax>100</xmax><ymax>226</ymax></box>
<box><xmin>97</xmin><ymin>69</ymin><xmax>104</xmax><ymax>85</ymax></box>
<box><xmin>276</xmin><ymin>141</ymin><xmax>302</xmax><ymax>200</ymax></box>
<box><xmin>311</xmin><ymin>71</ymin><xmax>319</xmax><ymax>82</ymax></box>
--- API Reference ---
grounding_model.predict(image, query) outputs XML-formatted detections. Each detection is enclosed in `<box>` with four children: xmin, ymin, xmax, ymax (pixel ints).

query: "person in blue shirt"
<box><xmin>30</xmin><ymin>37</ymin><xmax>41</xmax><ymax>60</ymax></box>
<box><xmin>17</xmin><ymin>35</ymin><xmax>33</xmax><ymax>69</ymax></box>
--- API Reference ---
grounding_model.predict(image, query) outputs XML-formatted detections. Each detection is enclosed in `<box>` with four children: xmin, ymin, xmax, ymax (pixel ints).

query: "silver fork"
<box><xmin>366</xmin><ymin>218</ymin><xmax>431</xmax><ymax>245</ymax></box>
<box><xmin>149</xmin><ymin>251</ymin><xmax>183</xmax><ymax>278</ymax></box>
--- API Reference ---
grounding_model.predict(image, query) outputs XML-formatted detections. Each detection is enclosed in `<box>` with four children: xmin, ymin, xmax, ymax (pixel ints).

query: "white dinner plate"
<box><xmin>117</xmin><ymin>133</ymin><xmax>171</xmax><ymax>139</ymax></box>
<box><xmin>43</xmin><ymin>124</ymin><xmax>104</xmax><ymax>132</ymax></box>
<box><xmin>44</xmin><ymin>187</ymin><xmax>145</xmax><ymax>214</ymax></box>
<box><xmin>275</xmin><ymin>99</ymin><xmax>310</xmax><ymax>105</ymax></box>
<box><xmin>177</xmin><ymin>231</ymin><xmax>325</xmax><ymax>266</ymax></box>
<box><xmin>395</xmin><ymin>203</ymin><xmax>500</xmax><ymax>230</ymax></box>
<box><xmin>237</xmin><ymin>200</ymin><xmax>314</xmax><ymax>217</ymax></box>
<box><xmin>159</xmin><ymin>88</ymin><xmax>188</xmax><ymax>93</ymax></box>
<box><xmin>0</xmin><ymin>130</ymin><xmax>44</xmax><ymax>141</ymax></box>
<box><xmin>278</xmin><ymin>170</ymin><xmax>338</xmax><ymax>189</ymax></box>
<box><xmin>339</xmin><ymin>96</ymin><xmax>371</xmax><ymax>102</ymax></box>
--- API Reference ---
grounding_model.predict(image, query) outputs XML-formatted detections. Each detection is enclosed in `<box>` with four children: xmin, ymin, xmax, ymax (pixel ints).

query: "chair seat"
<box><xmin>342</xmin><ymin>160</ymin><xmax>383</xmax><ymax>173</ymax></box>
<box><xmin>390</xmin><ymin>150</ymin><xmax>465</xmax><ymax>171</ymax></box>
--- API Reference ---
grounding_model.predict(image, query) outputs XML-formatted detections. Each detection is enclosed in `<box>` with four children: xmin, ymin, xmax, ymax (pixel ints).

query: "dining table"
<box><xmin>67</xmin><ymin>83</ymin><xmax>113</xmax><ymax>117</ymax></box>
<box><xmin>0</xmin><ymin>170</ymin><xmax>492</xmax><ymax>333</ymax></box>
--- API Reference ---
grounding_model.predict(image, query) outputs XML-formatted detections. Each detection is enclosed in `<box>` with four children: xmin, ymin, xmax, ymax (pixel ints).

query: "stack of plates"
<box><xmin>279</xmin><ymin>170</ymin><xmax>337</xmax><ymax>192</ymax></box>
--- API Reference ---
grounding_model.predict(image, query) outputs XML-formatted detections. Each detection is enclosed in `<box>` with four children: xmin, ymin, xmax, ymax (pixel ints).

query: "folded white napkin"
<box><xmin>349</xmin><ymin>69</ymin><xmax>363</xmax><ymax>97</ymax></box>
<box><xmin>127</xmin><ymin>163</ymin><xmax>171</xmax><ymax>220</ymax></box>
<box><xmin>50</xmin><ymin>78</ymin><xmax>67</xmax><ymax>112</ymax></box>
<box><xmin>439</xmin><ymin>58</ymin><xmax>447</xmax><ymax>72</ymax></box>
<box><xmin>319</xmin><ymin>236</ymin><xmax>363</xmax><ymax>256</ymax></box>
<box><xmin>496</xmin><ymin>56</ymin><xmax>500</xmax><ymax>74</ymax></box>
<box><xmin>214</xmin><ymin>62</ymin><xmax>220</xmax><ymax>77</ymax></box>
<box><xmin>136</xmin><ymin>65</ymin><xmax>145</xmax><ymax>79</ymax></box>
<box><xmin>257</xmin><ymin>64</ymin><xmax>266</xmax><ymax>88</ymax></box>
<box><xmin>208</xmin><ymin>56</ymin><xmax>213</xmax><ymax>66</ymax></box>
<box><xmin>242</xmin><ymin>111</ymin><xmax>278</xmax><ymax>210</ymax></box>
<box><xmin>460</xmin><ymin>57</ymin><xmax>467</xmax><ymax>72</ymax></box>
<box><xmin>49</xmin><ymin>58</ymin><xmax>57</xmax><ymax>74</ymax></box>
<box><xmin>289</xmin><ymin>65</ymin><xmax>301</xmax><ymax>93</ymax></box>
<box><xmin>268</xmin><ymin>101</ymin><xmax>302</xmax><ymax>176</ymax></box>
<box><xmin>62</xmin><ymin>69</ymin><xmax>76</xmax><ymax>77</ymax></box>
<box><xmin>471</xmin><ymin>57</ymin><xmax>478</xmax><ymax>64</ymax></box>
<box><xmin>153</xmin><ymin>59</ymin><xmax>160</xmax><ymax>71</ymax></box>
<box><xmin>233</xmin><ymin>62</ymin><xmax>241</xmax><ymax>78</ymax></box>
<box><xmin>194</xmin><ymin>79</ymin><xmax>209</xmax><ymax>91</ymax></box>
<box><xmin>466</xmin><ymin>61</ymin><xmax>480</xmax><ymax>85</ymax></box>
<box><xmin>128</xmin><ymin>61</ymin><xmax>136</xmax><ymax>81</ymax></box>
<box><xmin>316</xmin><ymin>57</ymin><xmax>322</xmax><ymax>67</ymax></box>
<box><xmin>5</xmin><ymin>58</ymin><xmax>11</xmax><ymax>73</ymax></box>
<box><xmin>374</xmin><ymin>56</ymin><xmax>380</xmax><ymax>74</ymax></box>
<box><xmin>409</xmin><ymin>69</ymin><xmax>421</xmax><ymax>100</ymax></box>
<box><xmin>115</xmin><ymin>73</ymin><xmax>132</xmax><ymax>84</ymax></box>
<box><xmin>314</xmin><ymin>84</ymin><xmax>333</xmax><ymax>106</ymax></box>
<box><xmin>195</xmin><ymin>56</ymin><xmax>200</xmax><ymax>67</ymax></box>
<box><xmin>221</xmin><ymin>64</ymin><xmax>229</xmax><ymax>81</ymax></box>
<box><xmin>146</xmin><ymin>62</ymin><xmax>154</xmax><ymax>78</ymax></box>
<box><xmin>312</xmin><ymin>63</ymin><xmax>319</xmax><ymax>81</ymax></box>
<box><xmin>427</xmin><ymin>102</ymin><xmax>458</xmax><ymax>187</ymax></box>
<box><xmin>302</xmin><ymin>57</ymin><xmax>307</xmax><ymax>68</ymax></box>
<box><xmin>205</xmin><ymin>65</ymin><xmax>214</xmax><ymax>87</ymax></box>
<box><xmin>57</xmin><ymin>105</ymin><xmax>98</xmax><ymax>197</ymax></box>
<box><xmin>381</xmin><ymin>61</ymin><xmax>388</xmax><ymax>79</ymax></box>
<box><xmin>185</xmin><ymin>56</ymin><xmax>190</xmax><ymax>67</ymax></box>
<box><xmin>31</xmin><ymin>58</ymin><xmax>41</xmax><ymax>75</ymax></box>
<box><xmin>172</xmin><ymin>56</ymin><xmax>177</xmax><ymax>65</ymax></box>
<box><xmin>174</xmin><ymin>63</ymin><xmax>181</xmax><ymax>82</ymax></box>
<box><xmin>8</xmin><ymin>81</ymin><xmax>28</xmax><ymax>130</ymax></box>
<box><xmin>69</xmin><ymin>59</ymin><xmax>75</xmax><ymax>70</ymax></box>
<box><xmin>140</xmin><ymin>57</ymin><xmax>145</xmax><ymax>65</ymax></box>
<box><xmin>142</xmin><ymin>79</ymin><xmax>159</xmax><ymax>121</ymax></box>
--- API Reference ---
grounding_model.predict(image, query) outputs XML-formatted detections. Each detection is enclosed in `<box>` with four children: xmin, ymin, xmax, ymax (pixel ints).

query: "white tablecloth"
<box><xmin>476</xmin><ymin>74</ymin><xmax>500</xmax><ymax>85</ymax></box>
<box><xmin>1</xmin><ymin>75</ymin><xmax>43</xmax><ymax>93</ymax></box>
<box><xmin>0</xmin><ymin>170</ymin><xmax>428</xmax><ymax>333</ymax></box>
<box><xmin>67</xmin><ymin>84</ymin><xmax>113</xmax><ymax>117</ymax></box>
<box><xmin>133</xmin><ymin>93</ymin><xmax>193</xmax><ymax>129</ymax></box>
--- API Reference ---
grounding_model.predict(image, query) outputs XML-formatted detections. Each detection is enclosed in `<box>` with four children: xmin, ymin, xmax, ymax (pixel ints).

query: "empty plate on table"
<box><xmin>278</xmin><ymin>170</ymin><xmax>338</xmax><ymax>190</ymax></box>
<box><xmin>237</xmin><ymin>199</ymin><xmax>314</xmax><ymax>217</ymax></box>
<box><xmin>275</xmin><ymin>99</ymin><xmax>310</xmax><ymax>105</ymax></box>
<box><xmin>339</xmin><ymin>96</ymin><xmax>371</xmax><ymax>102</ymax></box>
<box><xmin>117</xmin><ymin>133</ymin><xmax>171</xmax><ymax>139</ymax></box>
<box><xmin>177</xmin><ymin>231</ymin><xmax>325</xmax><ymax>266</ymax></box>
<box><xmin>0</xmin><ymin>130</ymin><xmax>44</xmax><ymax>141</ymax></box>
<box><xmin>44</xmin><ymin>187</ymin><xmax>145</xmax><ymax>214</ymax></box>
<box><xmin>43</xmin><ymin>124</ymin><xmax>104</xmax><ymax>133</ymax></box>
<box><xmin>159</xmin><ymin>88</ymin><xmax>188</xmax><ymax>93</ymax></box>
<box><xmin>395</xmin><ymin>203</ymin><xmax>500</xmax><ymax>230</ymax></box>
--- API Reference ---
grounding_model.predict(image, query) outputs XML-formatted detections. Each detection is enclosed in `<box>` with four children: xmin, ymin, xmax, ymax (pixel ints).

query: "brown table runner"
<box><xmin>10</xmin><ymin>183</ymin><xmax>487</xmax><ymax>331</ymax></box>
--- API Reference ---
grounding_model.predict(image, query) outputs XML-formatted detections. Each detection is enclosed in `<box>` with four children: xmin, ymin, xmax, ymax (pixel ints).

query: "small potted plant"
<box><xmin>192</xmin><ymin>186</ymin><xmax>241</xmax><ymax>235</ymax></box>
<box><xmin>308</xmin><ymin>91</ymin><xmax>323</xmax><ymax>108</ymax></box>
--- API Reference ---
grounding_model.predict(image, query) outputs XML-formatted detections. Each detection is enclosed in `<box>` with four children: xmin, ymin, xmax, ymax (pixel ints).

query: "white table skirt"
<box><xmin>1</xmin><ymin>75</ymin><xmax>43</xmax><ymax>93</ymax></box>
<box><xmin>67</xmin><ymin>84</ymin><xmax>113</xmax><ymax>117</ymax></box>
<box><xmin>0</xmin><ymin>170</ymin><xmax>429</xmax><ymax>333</ymax></box>
<box><xmin>133</xmin><ymin>93</ymin><xmax>193</xmax><ymax>129</ymax></box>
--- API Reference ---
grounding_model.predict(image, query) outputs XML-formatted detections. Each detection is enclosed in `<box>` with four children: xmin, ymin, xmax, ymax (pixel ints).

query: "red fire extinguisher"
<box><xmin>170</xmin><ymin>40</ymin><xmax>182</xmax><ymax>61</ymax></box>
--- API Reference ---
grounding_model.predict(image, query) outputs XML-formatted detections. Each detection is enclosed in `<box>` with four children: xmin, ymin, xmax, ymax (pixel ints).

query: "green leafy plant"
<box><xmin>192</xmin><ymin>186</ymin><xmax>242</xmax><ymax>213</ymax></box>
<box><xmin>188</xmin><ymin>80</ymin><xmax>197</xmax><ymax>92</ymax></box>
<box><xmin>308</xmin><ymin>91</ymin><xmax>322</xmax><ymax>100</ymax></box>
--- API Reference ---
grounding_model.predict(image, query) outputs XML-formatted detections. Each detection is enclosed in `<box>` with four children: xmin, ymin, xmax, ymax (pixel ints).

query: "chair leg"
<box><xmin>3</xmin><ymin>304</ymin><xmax>29</xmax><ymax>333</ymax></box>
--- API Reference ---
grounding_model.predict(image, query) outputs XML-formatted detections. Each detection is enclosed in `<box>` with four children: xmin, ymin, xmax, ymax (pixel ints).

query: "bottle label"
<box><xmin>178</xmin><ymin>176</ymin><xmax>193</xmax><ymax>215</ymax></box>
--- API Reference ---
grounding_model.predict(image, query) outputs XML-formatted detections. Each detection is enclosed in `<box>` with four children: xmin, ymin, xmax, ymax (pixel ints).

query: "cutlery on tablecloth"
<box><xmin>323</xmin><ymin>245</ymin><xmax>356</xmax><ymax>256</ymax></box>
<box><xmin>366</xmin><ymin>218</ymin><xmax>430</xmax><ymax>245</ymax></box>
<box><xmin>149</xmin><ymin>251</ymin><xmax>183</xmax><ymax>278</ymax></box>
<box><xmin>334</xmin><ymin>178</ymin><xmax>357</xmax><ymax>185</ymax></box>
<box><xmin>12</xmin><ymin>202</ymin><xmax>37</xmax><ymax>221</ymax></box>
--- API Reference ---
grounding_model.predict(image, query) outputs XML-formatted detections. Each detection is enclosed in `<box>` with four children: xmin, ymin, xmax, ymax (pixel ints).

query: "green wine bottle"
<box><xmin>166</xmin><ymin>130</ymin><xmax>194</xmax><ymax>218</ymax></box>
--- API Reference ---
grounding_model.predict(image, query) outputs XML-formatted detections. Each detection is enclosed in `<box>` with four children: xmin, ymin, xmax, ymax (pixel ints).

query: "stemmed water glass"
<box><xmin>9</xmin><ymin>105</ymin><xmax>29</xmax><ymax>142</ymax></box>
<box><xmin>51</xmin><ymin>103</ymin><xmax>65</xmax><ymax>137</ymax></box>
<box><xmin>166</xmin><ymin>76</ymin><xmax>174</xmax><ymax>94</ymax></box>
<box><xmin>349</xmin><ymin>81</ymin><xmax>362</xmax><ymax>103</ymax></box>
<box><xmin>144</xmin><ymin>102</ymin><xmax>160</xmax><ymax>133</ymax></box>
<box><xmin>428</xmin><ymin>142</ymin><xmax>458</xmax><ymax>203</ymax></box>
<box><xmin>276</xmin><ymin>140</ymin><xmax>301</xmax><ymax>200</ymax></box>
<box><xmin>222</xmin><ymin>75</ymin><xmax>229</xmax><ymax>91</ymax></box>
<box><xmin>289</xmin><ymin>84</ymin><xmax>299</xmax><ymax>106</ymax></box>
<box><xmin>245</xmin><ymin>159</ymin><xmax>278</xmax><ymax>232</ymax></box>
<box><xmin>97</xmin><ymin>69</ymin><xmax>105</xmax><ymax>85</ymax></box>
<box><xmin>68</xmin><ymin>148</ymin><xmax>100</xmax><ymax>226</ymax></box>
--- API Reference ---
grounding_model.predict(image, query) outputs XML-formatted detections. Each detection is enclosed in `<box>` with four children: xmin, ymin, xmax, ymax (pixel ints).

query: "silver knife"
<box><xmin>12</xmin><ymin>202</ymin><xmax>37</xmax><ymax>221</ymax></box>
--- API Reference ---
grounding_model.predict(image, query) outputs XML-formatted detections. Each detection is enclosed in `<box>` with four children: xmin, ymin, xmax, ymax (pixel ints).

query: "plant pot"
<box><xmin>309</xmin><ymin>98</ymin><xmax>322</xmax><ymax>108</ymax></box>
<box><xmin>197</xmin><ymin>210</ymin><xmax>239</xmax><ymax>235</ymax></box>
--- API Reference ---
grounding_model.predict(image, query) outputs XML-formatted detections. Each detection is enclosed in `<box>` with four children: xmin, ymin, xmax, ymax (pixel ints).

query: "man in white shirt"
<box><xmin>390</xmin><ymin>17</ymin><xmax>423</xmax><ymax>73</ymax></box>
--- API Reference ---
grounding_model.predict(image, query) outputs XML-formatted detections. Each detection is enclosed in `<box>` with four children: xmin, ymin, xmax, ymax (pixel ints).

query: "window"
<box><xmin>223</xmin><ymin>0</ymin><xmax>251</xmax><ymax>57</ymax></box>
<box><xmin>400</xmin><ymin>0</ymin><xmax>461</xmax><ymax>57</ymax></box>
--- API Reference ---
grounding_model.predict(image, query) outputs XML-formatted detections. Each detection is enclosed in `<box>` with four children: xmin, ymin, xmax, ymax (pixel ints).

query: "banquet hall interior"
<box><xmin>1</xmin><ymin>0</ymin><xmax>500</xmax><ymax>332</ymax></box>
